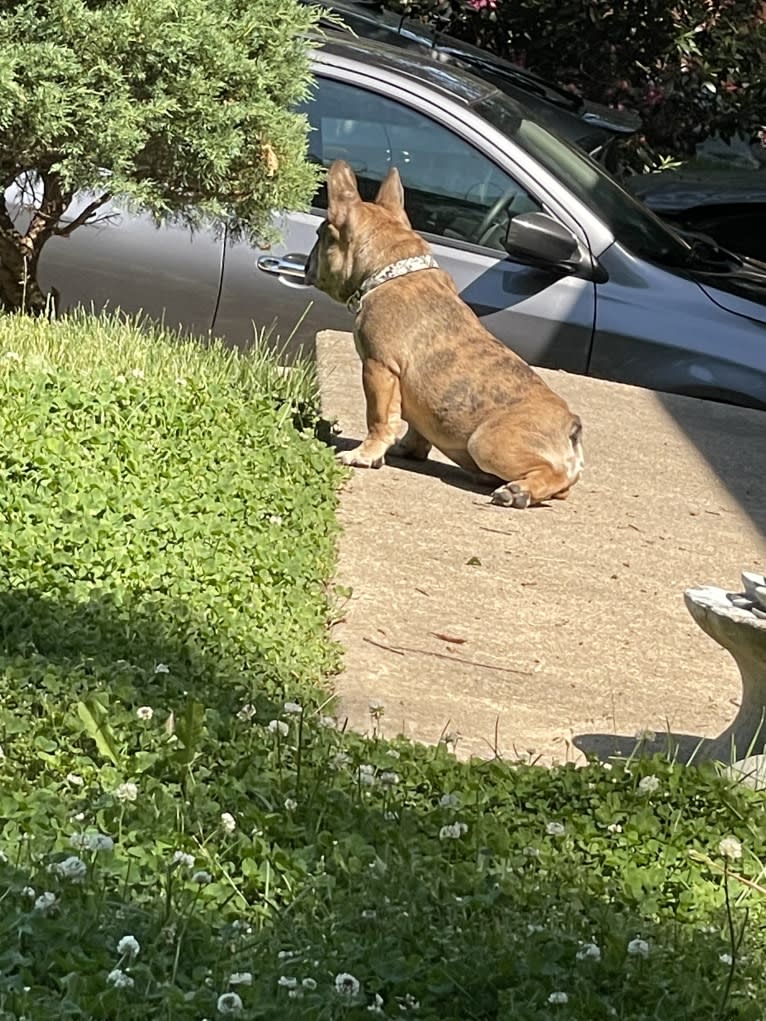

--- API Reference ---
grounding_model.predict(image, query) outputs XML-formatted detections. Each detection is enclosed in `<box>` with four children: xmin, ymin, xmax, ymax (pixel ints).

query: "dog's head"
<box><xmin>305</xmin><ymin>160</ymin><xmax>429</xmax><ymax>305</ymax></box>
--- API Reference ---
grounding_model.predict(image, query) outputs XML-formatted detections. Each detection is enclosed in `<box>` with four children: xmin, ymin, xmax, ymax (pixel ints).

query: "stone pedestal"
<box><xmin>685</xmin><ymin>571</ymin><xmax>766</xmax><ymax>768</ymax></box>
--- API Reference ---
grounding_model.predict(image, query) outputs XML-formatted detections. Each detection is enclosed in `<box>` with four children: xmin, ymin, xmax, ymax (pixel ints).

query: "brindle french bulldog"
<box><xmin>306</xmin><ymin>160</ymin><xmax>584</xmax><ymax>508</ymax></box>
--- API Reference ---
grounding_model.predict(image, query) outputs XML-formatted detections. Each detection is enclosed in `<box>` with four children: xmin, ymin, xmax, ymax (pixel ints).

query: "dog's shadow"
<box><xmin>329</xmin><ymin>431</ymin><xmax>555</xmax><ymax>504</ymax></box>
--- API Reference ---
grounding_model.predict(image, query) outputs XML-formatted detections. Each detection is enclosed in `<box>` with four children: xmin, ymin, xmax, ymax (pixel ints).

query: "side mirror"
<box><xmin>503</xmin><ymin>212</ymin><xmax>580</xmax><ymax>268</ymax></box>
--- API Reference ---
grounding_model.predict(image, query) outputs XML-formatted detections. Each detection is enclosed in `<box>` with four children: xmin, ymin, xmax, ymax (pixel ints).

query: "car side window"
<box><xmin>299</xmin><ymin>77</ymin><xmax>541</xmax><ymax>252</ymax></box>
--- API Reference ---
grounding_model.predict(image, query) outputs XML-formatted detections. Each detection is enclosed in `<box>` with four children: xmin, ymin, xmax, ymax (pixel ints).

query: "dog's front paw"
<box><xmin>337</xmin><ymin>447</ymin><xmax>385</xmax><ymax>469</ymax></box>
<box><xmin>491</xmin><ymin>482</ymin><xmax>531</xmax><ymax>509</ymax></box>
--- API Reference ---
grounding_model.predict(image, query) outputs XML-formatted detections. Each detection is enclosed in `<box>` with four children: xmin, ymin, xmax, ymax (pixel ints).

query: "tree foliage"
<box><xmin>0</xmin><ymin>0</ymin><xmax>321</xmax><ymax>312</ymax></box>
<box><xmin>388</xmin><ymin>0</ymin><xmax>766</xmax><ymax>162</ymax></box>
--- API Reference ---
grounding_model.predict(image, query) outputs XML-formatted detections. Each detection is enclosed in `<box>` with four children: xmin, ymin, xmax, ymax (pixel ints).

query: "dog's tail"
<box><xmin>570</xmin><ymin>415</ymin><xmax>583</xmax><ymax>446</ymax></box>
<box><xmin>568</xmin><ymin>414</ymin><xmax>584</xmax><ymax>478</ymax></box>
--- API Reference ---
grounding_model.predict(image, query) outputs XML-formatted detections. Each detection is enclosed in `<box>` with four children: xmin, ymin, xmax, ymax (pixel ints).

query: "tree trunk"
<box><xmin>0</xmin><ymin>229</ymin><xmax>50</xmax><ymax>315</ymax></box>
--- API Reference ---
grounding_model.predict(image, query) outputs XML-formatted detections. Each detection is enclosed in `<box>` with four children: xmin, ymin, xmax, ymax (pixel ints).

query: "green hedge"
<box><xmin>2</xmin><ymin>313</ymin><xmax>766</xmax><ymax>1020</ymax></box>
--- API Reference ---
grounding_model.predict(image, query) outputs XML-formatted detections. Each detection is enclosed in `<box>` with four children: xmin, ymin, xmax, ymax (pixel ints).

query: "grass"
<box><xmin>1</xmin><ymin>311</ymin><xmax>766</xmax><ymax>1020</ymax></box>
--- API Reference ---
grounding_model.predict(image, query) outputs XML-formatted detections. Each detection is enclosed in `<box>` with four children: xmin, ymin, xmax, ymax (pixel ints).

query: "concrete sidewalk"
<box><xmin>317</xmin><ymin>329</ymin><xmax>766</xmax><ymax>764</ymax></box>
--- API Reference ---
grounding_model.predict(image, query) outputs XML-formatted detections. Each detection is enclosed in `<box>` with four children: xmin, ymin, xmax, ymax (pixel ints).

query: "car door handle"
<box><xmin>256</xmin><ymin>253</ymin><xmax>309</xmax><ymax>282</ymax></box>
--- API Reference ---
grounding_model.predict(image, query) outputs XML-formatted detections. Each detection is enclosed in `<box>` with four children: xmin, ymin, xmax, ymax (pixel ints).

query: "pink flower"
<box><xmin>468</xmin><ymin>0</ymin><xmax>497</xmax><ymax>9</ymax></box>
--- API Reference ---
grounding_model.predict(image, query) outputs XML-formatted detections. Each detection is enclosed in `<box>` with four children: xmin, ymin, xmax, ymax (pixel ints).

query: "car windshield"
<box><xmin>476</xmin><ymin>93</ymin><xmax>692</xmax><ymax>267</ymax></box>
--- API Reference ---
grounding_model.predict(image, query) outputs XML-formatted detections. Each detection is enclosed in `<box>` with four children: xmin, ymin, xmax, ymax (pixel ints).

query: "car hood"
<box><xmin>624</xmin><ymin>168</ymin><xmax>766</xmax><ymax>213</ymax></box>
<box><xmin>692</xmin><ymin>256</ymin><xmax>766</xmax><ymax>325</ymax></box>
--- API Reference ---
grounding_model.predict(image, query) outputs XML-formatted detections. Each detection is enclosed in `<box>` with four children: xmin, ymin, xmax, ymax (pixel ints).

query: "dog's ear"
<box><xmin>374</xmin><ymin>168</ymin><xmax>411</xmax><ymax>226</ymax></box>
<box><xmin>327</xmin><ymin>160</ymin><xmax>361</xmax><ymax>227</ymax></box>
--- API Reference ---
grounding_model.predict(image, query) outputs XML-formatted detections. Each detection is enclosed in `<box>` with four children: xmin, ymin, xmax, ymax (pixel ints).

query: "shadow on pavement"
<box><xmin>655</xmin><ymin>391</ymin><xmax>766</xmax><ymax>540</ymax></box>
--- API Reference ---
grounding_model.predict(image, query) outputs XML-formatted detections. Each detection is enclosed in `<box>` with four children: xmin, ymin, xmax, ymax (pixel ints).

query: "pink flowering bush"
<box><xmin>386</xmin><ymin>0</ymin><xmax>766</xmax><ymax>158</ymax></box>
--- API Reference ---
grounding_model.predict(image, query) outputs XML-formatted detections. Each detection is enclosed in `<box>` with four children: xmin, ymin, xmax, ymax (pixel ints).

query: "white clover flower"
<box><xmin>71</xmin><ymin>832</ymin><xmax>114</xmax><ymax>852</ymax></box>
<box><xmin>221</xmin><ymin>812</ymin><xmax>237</xmax><ymax>833</ymax></box>
<box><xmin>229</xmin><ymin>972</ymin><xmax>253</xmax><ymax>986</ymax></box>
<box><xmin>237</xmin><ymin>704</ymin><xmax>257</xmax><ymax>721</ymax></box>
<box><xmin>546</xmin><ymin>821</ymin><xmax>566</xmax><ymax>836</ymax></box>
<box><xmin>627</xmin><ymin>937</ymin><xmax>649</xmax><ymax>957</ymax></box>
<box><xmin>379</xmin><ymin>771</ymin><xmax>400</xmax><ymax>786</ymax></box>
<box><xmin>638</xmin><ymin>775</ymin><xmax>660</xmax><ymax>794</ymax></box>
<box><xmin>439</xmin><ymin>793</ymin><xmax>460</xmax><ymax>809</ymax></box>
<box><xmin>720</xmin><ymin>953</ymin><xmax>734</xmax><ymax>966</ymax></box>
<box><xmin>53</xmin><ymin>855</ymin><xmax>87</xmax><ymax>881</ymax></box>
<box><xmin>548</xmin><ymin>991</ymin><xmax>568</xmax><ymax>1004</ymax></box>
<box><xmin>332</xmin><ymin>752</ymin><xmax>351</xmax><ymax>768</ymax></box>
<box><xmin>368</xmin><ymin>992</ymin><xmax>385</xmax><ymax>1015</ymax></box>
<box><xmin>576</xmin><ymin>942</ymin><xmax>601</xmax><ymax>961</ymax></box>
<box><xmin>302</xmin><ymin>977</ymin><xmax>317</xmax><ymax>990</ymax></box>
<box><xmin>136</xmin><ymin>706</ymin><xmax>154</xmax><ymax>721</ymax></box>
<box><xmin>284</xmin><ymin>798</ymin><xmax>298</xmax><ymax>812</ymax></box>
<box><xmin>335</xmin><ymin>972</ymin><xmax>361</xmax><ymax>996</ymax></box>
<box><xmin>268</xmin><ymin>719</ymin><xmax>289</xmax><ymax>737</ymax></box>
<box><xmin>107</xmin><ymin>967</ymin><xmax>135</xmax><ymax>989</ymax></box>
<box><xmin>115</xmin><ymin>782</ymin><xmax>138</xmax><ymax>803</ymax></box>
<box><xmin>66</xmin><ymin>772</ymin><xmax>84</xmax><ymax>786</ymax></box>
<box><xmin>21</xmin><ymin>886</ymin><xmax>35</xmax><ymax>898</ymax></box>
<box><xmin>318</xmin><ymin>715</ymin><xmax>336</xmax><ymax>729</ymax></box>
<box><xmin>283</xmin><ymin>701</ymin><xmax>303</xmax><ymax>715</ymax></box>
<box><xmin>269</xmin><ymin>514</ymin><xmax>283</xmax><ymax>526</ymax></box>
<box><xmin>607</xmin><ymin>822</ymin><xmax>623</xmax><ymax>833</ymax></box>
<box><xmin>33</xmin><ymin>892</ymin><xmax>57</xmax><ymax>913</ymax></box>
<box><xmin>634</xmin><ymin>729</ymin><xmax>656</xmax><ymax>742</ymax></box>
<box><xmin>130</xmin><ymin>368</ymin><xmax>145</xmax><ymax>380</ymax></box>
<box><xmin>719</xmin><ymin>836</ymin><xmax>743</xmax><ymax>861</ymax></box>
<box><xmin>115</xmin><ymin>373</ymin><xmax>127</xmax><ymax>384</ymax></box>
<box><xmin>439</xmin><ymin>822</ymin><xmax>468</xmax><ymax>840</ymax></box>
<box><xmin>278</xmin><ymin>976</ymin><xmax>298</xmax><ymax>989</ymax></box>
<box><xmin>117</xmin><ymin>935</ymin><xmax>140</xmax><ymax>959</ymax></box>
<box><xmin>172</xmin><ymin>850</ymin><xmax>195</xmax><ymax>868</ymax></box>
<box><xmin>192</xmin><ymin>870</ymin><xmax>212</xmax><ymax>884</ymax></box>
<box><xmin>357</xmin><ymin>764</ymin><xmax>376</xmax><ymax>786</ymax></box>
<box><xmin>217</xmin><ymin>991</ymin><xmax>243</xmax><ymax>1014</ymax></box>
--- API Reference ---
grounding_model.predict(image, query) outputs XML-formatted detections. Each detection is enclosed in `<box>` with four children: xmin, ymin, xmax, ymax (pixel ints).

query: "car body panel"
<box><xmin>590</xmin><ymin>243</ymin><xmax>766</xmax><ymax>408</ymax></box>
<box><xmin>624</xmin><ymin>168</ymin><xmax>766</xmax><ymax>213</ymax></box>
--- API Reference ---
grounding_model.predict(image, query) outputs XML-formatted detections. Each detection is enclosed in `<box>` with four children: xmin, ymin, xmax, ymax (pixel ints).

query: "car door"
<box><xmin>236</xmin><ymin>70</ymin><xmax>596</xmax><ymax>372</ymax></box>
<box><xmin>10</xmin><ymin>187</ymin><xmax>225</xmax><ymax>339</ymax></box>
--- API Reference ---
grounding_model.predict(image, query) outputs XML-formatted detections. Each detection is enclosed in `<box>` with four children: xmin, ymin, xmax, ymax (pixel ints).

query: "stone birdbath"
<box><xmin>684</xmin><ymin>570</ymin><xmax>766</xmax><ymax>774</ymax></box>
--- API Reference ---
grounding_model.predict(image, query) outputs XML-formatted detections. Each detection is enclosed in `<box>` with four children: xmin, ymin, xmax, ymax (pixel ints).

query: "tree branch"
<box><xmin>52</xmin><ymin>192</ymin><xmax>113</xmax><ymax>238</ymax></box>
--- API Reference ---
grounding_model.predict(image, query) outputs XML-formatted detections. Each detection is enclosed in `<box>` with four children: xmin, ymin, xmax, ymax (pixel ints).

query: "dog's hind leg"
<box><xmin>338</xmin><ymin>359</ymin><xmax>402</xmax><ymax>469</ymax></box>
<box><xmin>488</xmin><ymin>464</ymin><xmax>573</xmax><ymax>508</ymax></box>
<box><xmin>468</xmin><ymin>413</ymin><xmax>582</xmax><ymax>508</ymax></box>
<box><xmin>388</xmin><ymin>423</ymin><xmax>432</xmax><ymax>461</ymax></box>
